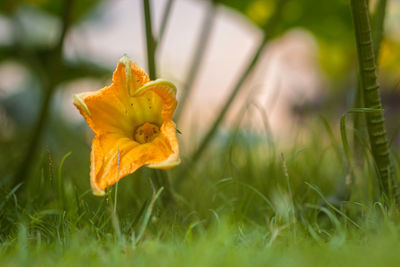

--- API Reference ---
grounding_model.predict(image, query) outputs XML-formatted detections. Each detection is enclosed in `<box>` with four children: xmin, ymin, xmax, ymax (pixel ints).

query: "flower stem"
<box><xmin>350</xmin><ymin>0</ymin><xmax>398</xmax><ymax>202</ymax></box>
<box><xmin>143</xmin><ymin>0</ymin><xmax>157</xmax><ymax>80</ymax></box>
<box><xmin>142</xmin><ymin>0</ymin><xmax>175</xmax><ymax>201</ymax></box>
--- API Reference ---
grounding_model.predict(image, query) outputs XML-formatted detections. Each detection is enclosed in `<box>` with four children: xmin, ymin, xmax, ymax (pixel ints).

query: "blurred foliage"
<box><xmin>218</xmin><ymin>0</ymin><xmax>353</xmax><ymax>79</ymax></box>
<box><xmin>0</xmin><ymin>0</ymin><xmax>101</xmax><ymax>23</ymax></box>
<box><xmin>0</xmin><ymin>0</ymin><xmax>111</xmax><ymax>183</ymax></box>
<box><xmin>380</xmin><ymin>38</ymin><xmax>400</xmax><ymax>80</ymax></box>
<box><xmin>0</xmin><ymin>0</ymin><xmax>110</xmax><ymax>129</ymax></box>
<box><xmin>0</xmin><ymin>0</ymin><xmax>109</xmax><ymax>74</ymax></box>
<box><xmin>219</xmin><ymin>0</ymin><xmax>351</xmax><ymax>41</ymax></box>
<box><xmin>218</xmin><ymin>0</ymin><xmax>399</xmax><ymax>82</ymax></box>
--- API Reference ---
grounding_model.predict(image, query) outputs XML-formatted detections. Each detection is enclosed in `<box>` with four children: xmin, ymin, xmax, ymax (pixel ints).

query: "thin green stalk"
<box><xmin>352</xmin><ymin>80</ymin><xmax>365</xmax><ymax>167</ymax></box>
<box><xmin>143</xmin><ymin>0</ymin><xmax>157</xmax><ymax>79</ymax></box>
<box><xmin>191</xmin><ymin>1</ymin><xmax>286</xmax><ymax>163</ymax></box>
<box><xmin>174</xmin><ymin>1</ymin><xmax>217</xmax><ymax>122</ymax></box>
<box><xmin>175</xmin><ymin>0</ymin><xmax>288</xmax><ymax>187</ymax></box>
<box><xmin>12</xmin><ymin>0</ymin><xmax>74</xmax><ymax>189</ymax></box>
<box><xmin>142</xmin><ymin>0</ymin><xmax>174</xmax><ymax>201</ymax></box>
<box><xmin>350</xmin><ymin>0</ymin><xmax>398</xmax><ymax>202</ymax></box>
<box><xmin>158</xmin><ymin>0</ymin><xmax>175</xmax><ymax>44</ymax></box>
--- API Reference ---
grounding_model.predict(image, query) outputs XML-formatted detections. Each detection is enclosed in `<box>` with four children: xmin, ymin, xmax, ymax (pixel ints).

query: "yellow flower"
<box><xmin>73</xmin><ymin>55</ymin><xmax>180</xmax><ymax>196</ymax></box>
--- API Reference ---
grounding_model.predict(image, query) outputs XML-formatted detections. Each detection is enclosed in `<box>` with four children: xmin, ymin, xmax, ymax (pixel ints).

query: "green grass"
<box><xmin>1</xmin><ymin>118</ymin><xmax>400</xmax><ymax>266</ymax></box>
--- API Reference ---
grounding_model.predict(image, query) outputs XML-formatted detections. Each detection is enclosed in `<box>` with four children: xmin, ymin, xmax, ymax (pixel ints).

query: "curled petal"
<box><xmin>147</xmin><ymin>121</ymin><xmax>180</xmax><ymax>169</ymax></box>
<box><xmin>133</xmin><ymin>79</ymin><xmax>177</xmax><ymax>121</ymax></box>
<box><xmin>73</xmin><ymin>94</ymin><xmax>91</xmax><ymax>117</ymax></box>
<box><xmin>89</xmin><ymin>132</ymin><xmax>178</xmax><ymax>194</ymax></box>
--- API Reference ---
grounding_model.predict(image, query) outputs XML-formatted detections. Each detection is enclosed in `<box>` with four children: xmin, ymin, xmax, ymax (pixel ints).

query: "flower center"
<box><xmin>134</xmin><ymin>122</ymin><xmax>160</xmax><ymax>144</ymax></box>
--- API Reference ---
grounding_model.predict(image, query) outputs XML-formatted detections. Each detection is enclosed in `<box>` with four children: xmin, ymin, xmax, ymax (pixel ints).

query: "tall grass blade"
<box><xmin>305</xmin><ymin>182</ymin><xmax>360</xmax><ymax>229</ymax></box>
<box><xmin>135</xmin><ymin>187</ymin><xmax>164</xmax><ymax>244</ymax></box>
<box><xmin>57</xmin><ymin>152</ymin><xmax>71</xmax><ymax>207</ymax></box>
<box><xmin>340</xmin><ymin>108</ymin><xmax>383</xmax><ymax>168</ymax></box>
<box><xmin>176</xmin><ymin>0</ymin><xmax>289</xmax><ymax>187</ymax></box>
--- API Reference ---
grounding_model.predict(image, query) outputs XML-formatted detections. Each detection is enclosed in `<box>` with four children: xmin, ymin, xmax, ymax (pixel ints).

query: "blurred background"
<box><xmin>0</xmin><ymin>0</ymin><xmax>399</xmax><ymax>194</ymax></box>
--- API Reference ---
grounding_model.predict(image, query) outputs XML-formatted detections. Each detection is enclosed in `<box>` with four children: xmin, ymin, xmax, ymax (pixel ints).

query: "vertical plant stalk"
<box><xmin>353</xmin><ymin>0</ymin><xmax>387</xmax><ymax>157</ymax></box>
<box><xmin>13</xmin><ymin>0</ymin><xmax>74</xmax><ymax>188</ymax></box>
<box><xmin>175</xmin><ymin>0</ymin><xmax>288</xmax><ymax>187</ymax></box>
<box><xmin>142</xmin><ymin>0</ymin><xmax>174</xmax><ymax>201</ymax></box>
<box><xmin>143</xmin><ymin>0</ymin><xmax>157</xmax><ymax>80</ymax></box>
<box><xmin>174</xmin><ymin>1</ymin><xmax>217</xmax><ymax>122</ymax></box>
<box><xmin>350</xmin><ymin>0</ymin><xmax>398</xmax><ymax>200</ymax></box>
<box><xmin>190</xmin><ymin>0</ymin><xmax>287</xmax><ymax>163</ymax></box>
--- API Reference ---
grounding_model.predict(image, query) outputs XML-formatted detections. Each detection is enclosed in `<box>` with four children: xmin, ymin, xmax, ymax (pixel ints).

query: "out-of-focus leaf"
<box><xmin>60</xmin><ymin>61</ymin><xmax>110</xmax><ymax>83</ymax></box>
<box><xmin>217</xmin><ymin>0</ymin><xmax>354</xmax><ymax>78</ymax></box>
<box><xmin>0</xmin><ymin>0</ymin><xmax>103</xmax><ymax>24</ymax></box>
<box><xmin>218</xmin><ymin>0</ymin><xmax>351</xmax><ymax>41</ymax></box>
<box><xmin>380</xmin><ymin>38</ymin><xmax>400</xmax><ymax>77</ymax></box>
<box><xmin>0</xmin><ymin>44</ymin><xmax>111</xmax><ymax>84</ymax></box>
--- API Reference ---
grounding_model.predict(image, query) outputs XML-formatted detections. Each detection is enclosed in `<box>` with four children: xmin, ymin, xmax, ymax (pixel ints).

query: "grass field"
<box><xmin>1</xmin><ymin>120</ymin><xmax>400</xmax><ymax>266</ymax></box>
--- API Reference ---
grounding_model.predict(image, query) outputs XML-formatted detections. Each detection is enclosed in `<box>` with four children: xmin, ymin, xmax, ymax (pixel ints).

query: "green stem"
<box><xmin>174</xmin><ymin>1</ymin><xmax>217</xmax><ymax>122</ymax></box>
<box><xmin>12</xmin><ymin>0</ymin><xmax>74</xmax><ymax>188</ymax></box>
<box><xmin>350</xmin><ymin>0</ymin><xmax>398</xmax><ymax>201</ymax></box>
<box><xmin>142</xmin><ymin>0</ymin><xmax>174</xmax><ymax>201</ymax></box>
<box><xmin>352</xmin><ymin>0</ymin><xmax>387</xmax><ymax>168</ymax></box>
<box><xmin>175</xmin><ymin>0</ymin><xmax>288</xmax><ymax>188</ymax></box>
<box><xmin>143</xmin><ymin>0</ymin><xmax>157</xmax><ymax>80</ymax></box>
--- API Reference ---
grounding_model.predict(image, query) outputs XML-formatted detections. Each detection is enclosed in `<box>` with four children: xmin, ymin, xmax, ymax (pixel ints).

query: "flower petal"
<box><xmin>90</xmin><ymin>136</ymin><xmax>105</xmax><ymax>196</ymax></box>
<box><xmin>73</xmin><ymin>58</ymin><xmax>150</xmax><ymax>135</ymax></box>
<box><xmin>147</xmin><ymin>121</ymin><xmax>180</xmax><ymax>169</ymax></box>
<box><xmin>133</xmin><ymin>79</ymin><xmax>177</xmax><ymax>121</ymax></box>
<box><xmin>90</xmin><ymin>130</ymin><xmax>178</xmax><ymax>195</ymax></box>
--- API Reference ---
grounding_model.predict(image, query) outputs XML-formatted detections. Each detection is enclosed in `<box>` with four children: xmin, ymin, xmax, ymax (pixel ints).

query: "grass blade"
<box><xmin>135</xmin><ymin>187</ymin><xmax>164</xmax><ymax>244</ymax></box>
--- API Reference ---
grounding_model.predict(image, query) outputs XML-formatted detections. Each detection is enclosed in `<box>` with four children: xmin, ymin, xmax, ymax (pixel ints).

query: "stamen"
<box><xmin>134</xmin><ymin>122</ymin><xmax>160</xmax><ymax>144</ymax></box>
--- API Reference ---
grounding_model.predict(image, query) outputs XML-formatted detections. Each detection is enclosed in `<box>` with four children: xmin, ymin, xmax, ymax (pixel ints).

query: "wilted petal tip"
<box><xmin>119</xmin><ymin>54</ymin><xmax>134</xmax><ymax>95</ymax></box>
<box><xmin>147</xmin><ymin>158</ymin><xmax>181</xmax><ymax>170</ymax></box>
<box><xmin>73</xmin><ymin>94</ymin><xmax>91</xmax><ymax>117</ymax></box>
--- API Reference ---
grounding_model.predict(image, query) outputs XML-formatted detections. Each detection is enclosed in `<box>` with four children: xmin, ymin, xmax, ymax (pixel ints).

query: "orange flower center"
<box><xmin>134</xmin><ymin>122</ymin><xmax>160</xmax><ymax>144</ymax></box>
